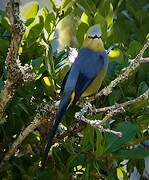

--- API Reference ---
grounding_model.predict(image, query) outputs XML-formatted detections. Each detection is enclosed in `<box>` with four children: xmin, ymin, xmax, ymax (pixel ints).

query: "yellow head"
<box><xmin>82</xmin><ymin>25</ymin><xmax>105</xmax><ymax>52</ymax></box>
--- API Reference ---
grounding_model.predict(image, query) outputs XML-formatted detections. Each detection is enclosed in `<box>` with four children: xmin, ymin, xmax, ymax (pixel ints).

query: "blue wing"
<box><xmin>62</xmin><ymin>48</ymin><xmax>107</xmax><ymax>103</ymax></box>
<box><xmin>60</xmin><ymin>69</ymin><xmax>70</xmax><ymax>94</ymax></box>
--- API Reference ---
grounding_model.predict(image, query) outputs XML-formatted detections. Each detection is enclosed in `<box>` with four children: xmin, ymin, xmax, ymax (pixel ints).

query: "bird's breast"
<box><xmin>82</xmin><ymin>68</ymin><xmax>106</xmax><ymax>97</ymax></box>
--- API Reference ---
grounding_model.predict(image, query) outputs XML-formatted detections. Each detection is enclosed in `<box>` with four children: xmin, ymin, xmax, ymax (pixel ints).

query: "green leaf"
<box><xmin>95</xmin><ymin>130</ymin><xmax>104</xmax><ymax>157</ymax></box>
<box><xmin>37</xmin><ymin>8</ymin><xmax>55</xmax><ymax>40</ymax></box>
<box><xmin>56</xmin><ymin>63</ymin><xmax>70</xmax><ymax>84</ymax></box>
<box><xmin>31</xmin><ymin>57</ymin><xmax>46</xmax><ymax>79</ymax></box>
<box><xmin>18</xmin><ymin>103</ymin><xmax>29</xmax><ymax>115</ymax></box>
<box><xmin>0</xmin><ymin>12</ymin><xmax>3</xmax><ymax>23</ymax></box>
<box><xmin>48</xmin><ymin>0</ymin><xmax>58</xmax><ymax>12</ymax></box>
<box><xmin>99</xmin><ymin>0</ymin><xmax>111</xmax><ymax>17</ymax></box>
<box><xmin>130</xmin><ymin>100</ymin><xmax>149</xmax><ymax>112</ymax></box>
<box><xmin>76</xmin><ymin>0</ymin><xmax>96</xmax><ymax>15</ymax></box>
<box><xmin>81</xmin><ymin>12</ymin><xmax>92</xmax><ymax>26</ymax></box>
<box><xmin>20</xmin><ymin>2</ymin><xmax>39</xmax><ymax>22</ymax></box>
<box><xmin>38</xmin><ymin>169</ymin><xmax>52</xmax><ymax>179</ymax></box>
<box><xmin>130</xmin><ymin>81</ymin><xmax>149</xmax><ymax>111</ymax></box>
<box><xmin>126</xmin><ymin>0</ymin><xmax>148</xmax><ymax>25</ymax></box>
<box><xmin>0</xmin><ymin>38</ymin><xmax>9</xmax><ymax>53</ymax></box>
<box><xmin>94</xmin><ymin>12</ymin><xmax>107</xmax><ymax>41</ymax></box>
<box><xmin>137</xmin><ymin>81</ymin><xmax>148</xmax><ymax>96</ymax></box>
<box><xmin>44</xmin><ymin>12</ymin><xmax>55</xmax><ymax>34</ymax></box>
<box><xmin>113</xmin><ymin>147</ymin><xmax>148</xmax><ymax>159</ymax></box>
<box><xmin>31</xmin><ymin>57</ymin><xmax>43</xmax><ymax>71</ymax></box>
<box><xmin>105</xmin><ymin>3</ymin><xmax>113</xmax><ymax>27</ymax></box>
<box><xmin>67</xmin><ymin>153</ymin><xmax>86</xmax><ymax>168</ymax></box>
<box><xmin>24</xmin><ymin>16</ymin><xmax>44</xmax><ymax>43</ymax></box>
<box><xmin>104</xmin><ymin>122</ymin><xmax>138</xmax><ymax>153</ymax></box>
<box><xmin>60</xmin><ymin>7</ymin><xmax>73</xmax><ymax>20</ymax></box>
<box><xmin>117</xmin><ymin>167</ymin><xmax>124</xmax><ymax>179</ymax></box>
<box><xmin>0</xmin><ymin>10</ymin><xmax>10</xmax><ymax>31</ymax></box>
<box><xmin>37</xmin><ymin>7</ymin><xmax>49</xmax><ymax>22</ymax></box>
<box><xmin>0</xmin><ymin>80</ymin><xmax>4</xmax><ymax>91</ymax></box>
<box><xmin>61</xmin><ymin>0</ymin><xmax>71</xmax><ymax>9</ymax></box>
<box><xmin>80</xmin><ymin>126</ymin><xmax>94</xmax><ymax>152</ymax></box>
<box><xmin>108</xmin><ymin>88</ymin><xmax>121</xmax><ymax>105</ymax></box>
<box><xmin>127</xmin><ymin>40</ymin><xmax>143</xmax><ymax>58</ymax></box>
<box><xmin>135</xmin><ymin>159</ymin><xmax>145</xmax><ymax>175</ymax></box>
<box><xmin>76</xmin><ymin>23</ymin><xmax>89</xmax><ymax>46</ymax></box>
<box><xmin>136</xmin><ymin>113</ymin><xmax>149</xmax><ymax>129</ymax></box>
<box><xmin>110</xmin><ymin>19</ymin><xmax>131</xmax><ymax>44</ymax></box>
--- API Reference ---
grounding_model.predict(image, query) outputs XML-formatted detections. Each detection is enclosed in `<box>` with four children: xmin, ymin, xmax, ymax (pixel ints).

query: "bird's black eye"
<box><xmin>88</xmin><ymin>34</ymin><xmax>101</xmax><ymax>39</ymax></box>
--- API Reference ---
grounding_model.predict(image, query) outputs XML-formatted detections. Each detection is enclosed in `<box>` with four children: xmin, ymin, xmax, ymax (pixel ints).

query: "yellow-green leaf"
<box><xmin>81</xmin><ymin>12</ymin><xmax>90</xmax><ymax>25</ymax></box>
<box><xmin>108</xmin><ymin>49</ymin><xmax>123</xmax><ymax>61</ymax></box>
<box><xmin>43</xmin><ymin>76</ymin><xmax>53</xmax><ymax>87</ymax></box>
<box><xmin>117</xmin><ymin>167</ymin><xmax>124</xmax><ymax>179</ymax></box>
<box><xmin>20</xmin><ymin>2</ymin><xmax>39</xmax><ymax>21</ymax></box>
<box><xmin>105</xmin><ymin>3</ymin><xmax>113</xmax><ymax>27</ymax></box>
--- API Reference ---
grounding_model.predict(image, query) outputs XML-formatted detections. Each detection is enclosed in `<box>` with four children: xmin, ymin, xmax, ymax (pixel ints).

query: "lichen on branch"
<box><xmin>0</xmin><ymin>0</ymin><xmax>34</xmax><ymax>121</ymax></box>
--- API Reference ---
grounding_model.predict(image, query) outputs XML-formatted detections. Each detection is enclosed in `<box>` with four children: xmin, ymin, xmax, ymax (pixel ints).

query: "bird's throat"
<box><xmin>82</xmin><ymin>38</ymin><xmax>105</xmax><ymax>52</ymax></box>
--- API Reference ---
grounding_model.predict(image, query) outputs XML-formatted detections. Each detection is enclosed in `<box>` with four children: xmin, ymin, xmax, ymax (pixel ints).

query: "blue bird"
<box><xmin>41</xmin><ymin>25</ymin><xmax>108</xmax><ymax>168</ymax></box>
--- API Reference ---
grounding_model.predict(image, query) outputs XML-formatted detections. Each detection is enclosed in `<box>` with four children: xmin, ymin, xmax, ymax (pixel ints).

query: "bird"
<box><xmin>41</xmin><ymin>25</ymin><xmax>108</xmax><ymax>169</ymax></box>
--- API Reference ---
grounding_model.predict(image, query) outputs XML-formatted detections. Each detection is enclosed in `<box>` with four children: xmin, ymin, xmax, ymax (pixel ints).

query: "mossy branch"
<box><xmin>0</xmin><ymin>1</ymin><xmax>24</xmax><ymax>120</ymax></box>
<box><xmin>0</xmin><ymin>0</ymin><xmax>34</xmax><ymax>121</ymax></box>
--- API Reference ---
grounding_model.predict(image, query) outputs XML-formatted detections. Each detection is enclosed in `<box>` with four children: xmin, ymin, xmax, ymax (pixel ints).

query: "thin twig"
<box><xmin>96</xmin><ymin>89</ymin><xmax>149</xmax><ymax>113</ymax></box>
<box><xmin>75</xmin><ymin>89</ymin><xmax>149</xmax><ymax>137</ymax></box>
<box><xmin>86</xmin><ymin>89</ymin><xmax>149</xmax><ymax>127</ymax></box>
<box><xmin>75</xmin><ymin>110</ymin><xmax>122</xmax><ymax>137</ymax></box>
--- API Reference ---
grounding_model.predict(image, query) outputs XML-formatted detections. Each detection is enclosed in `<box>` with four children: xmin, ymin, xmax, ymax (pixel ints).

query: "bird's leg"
<box><xmin>75</xmin><ymin>101</ymin><xmax>94</xmax><ymax>124</ymax></box>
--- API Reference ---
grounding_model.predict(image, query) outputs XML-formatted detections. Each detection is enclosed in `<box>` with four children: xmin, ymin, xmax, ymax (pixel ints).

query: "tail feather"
<box><xmin>41</xmin><ymin>93</ymin><xmax>71</xmax><ymax>169</ymax></box>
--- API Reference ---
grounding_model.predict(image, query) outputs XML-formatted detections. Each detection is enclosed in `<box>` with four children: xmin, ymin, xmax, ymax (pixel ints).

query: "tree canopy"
<box><xmin>0</xmin><ymin>0</ymin><xmax>149</xmax><ymax>179</ymax></box>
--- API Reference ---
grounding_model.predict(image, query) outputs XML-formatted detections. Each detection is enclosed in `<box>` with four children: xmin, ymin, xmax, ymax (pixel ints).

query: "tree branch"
<box><xmin>96</xmin><ymin>89</ymin><xmax>149</xmax><ymax>114</ymax></box>
<box><xmin>0</xmin><ymin>0</ymin><xmax>34</xmax><ymax>121</ymax></box>
<box><xmin>84</xmin><ymin>89</ymin><xmax>149</xmax><ymax>129</ymax></box>
<box><xmin>75</xmin><ymin>104</ymin><xmax>123</xmax><ymax>137</ymax></box>
<box><xmin>74</xmin><ymin>89</ymin><xmax>149</xmax><ymax>138</ymax></box>
<box><xmin>0</xmin><ymin>1</ymin><xmax>24</xmax><ymax>120</ymax></box>
<box><xmin>140</xmin><ymin>57</ymin><xmax>149</xmax><ymax>63</ymax></box>
<box><xmin>0</xmin><ymin>103</ymin><xmax>55</xmax><ymax>170</ymax></box>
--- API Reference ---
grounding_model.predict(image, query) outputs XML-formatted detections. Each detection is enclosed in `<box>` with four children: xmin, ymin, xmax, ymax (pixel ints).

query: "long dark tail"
<box><xmin>41</xmin><ymin>92</ymin><xmax>71</xmax><ymax>169</ymax></box>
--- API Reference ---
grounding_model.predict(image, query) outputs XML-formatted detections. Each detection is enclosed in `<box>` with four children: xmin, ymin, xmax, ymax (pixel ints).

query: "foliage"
<box><xmin>0</xmin><ymin>0</ymin><xmax>149</xmax><ymax>179</ymax></box>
